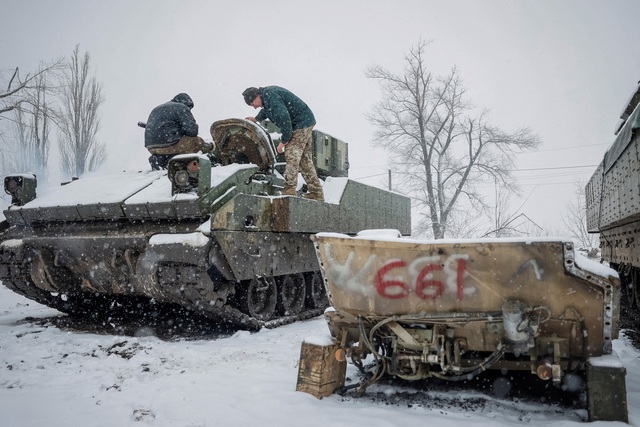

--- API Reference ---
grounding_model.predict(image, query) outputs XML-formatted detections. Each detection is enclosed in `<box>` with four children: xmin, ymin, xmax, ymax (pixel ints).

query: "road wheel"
<box><xmin>306</xmin><ymin>271</ymin><xmax>329</xmax><ymax>309</ymax></box>
<box><xmin>633</xmin><ymin>268</ymin><xmax>640</xmax><ymax>308</ymax></box>
<box><xmin>277</xmin><ymin>274</ymin><xmax>306</xmax><ymax>316</ymax></box>
<box><xmin>239</xmin><ymin>277</ymin><xmax>277</xmax><ymax>321</ymax></box>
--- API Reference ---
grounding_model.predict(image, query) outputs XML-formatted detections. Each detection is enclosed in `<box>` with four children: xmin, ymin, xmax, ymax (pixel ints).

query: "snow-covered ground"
<box><xmin>0</xmin><ymin>284</ymin><xmax>637</xmax><ymax>427</ymax></box>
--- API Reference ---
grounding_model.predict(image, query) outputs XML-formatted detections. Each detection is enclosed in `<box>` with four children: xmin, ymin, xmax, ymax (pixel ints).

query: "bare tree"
<box><xmin>564</xmin><ymin>180</ymin><xmax>599</xmax><ymax>253</ymax></box>
<box><xmin>56</xmin><ymin>45</ymin><xmax>106</xmax><ymax>177</ymax></box>
<box><xmin>7</xmin><ymin>72</ymin><xmax>52</xmax><ymax>180</ymax></box>
<box><xmin>0</xmin><ymin>61</ymin><xmax>61</xmax><ymax>117</ymax></box>
<box><xmin>367</xmin><ymin>40</ymin><xmax>541</xmax><ymax>238</ymax></box>
<box><xmin>0</xmin><ymin>61</ymin><xmax>61</xmax><ymax>176</ymax></box>
<box><xmin>481</xmin><ymin>182</ymin><xmax>544</xmax><ymax>237</ymax></box>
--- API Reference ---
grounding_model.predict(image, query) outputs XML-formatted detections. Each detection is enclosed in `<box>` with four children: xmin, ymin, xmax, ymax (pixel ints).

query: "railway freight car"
<box><xmin>586</xmin><ymin>82</ymin><xmax>640</xmax><ymax>311</ymax></box>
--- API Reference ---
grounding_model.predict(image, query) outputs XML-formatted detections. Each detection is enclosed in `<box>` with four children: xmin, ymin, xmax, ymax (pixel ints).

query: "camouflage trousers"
<box><xmin>148</xmin><ymin>135</ymin><xmax>213</xmax><ymax>155</ymax></box>
<box><xmin>283</xmin><ymin>126</ymin><xmax>324</xmax><ymax>197</ymax></box>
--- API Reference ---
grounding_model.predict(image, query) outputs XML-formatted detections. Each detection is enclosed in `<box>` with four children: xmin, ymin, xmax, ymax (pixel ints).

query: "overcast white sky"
<box><xmin>2</xmin><ymin>0</ymin><xmax>640</xmax><ymax>234</ymax></box>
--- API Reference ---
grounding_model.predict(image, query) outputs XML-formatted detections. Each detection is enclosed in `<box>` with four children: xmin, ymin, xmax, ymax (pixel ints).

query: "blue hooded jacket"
<box><xmin>145</xmin><ymin>93</ymin><xmax>199</xmax><ymax>148</ymax></box>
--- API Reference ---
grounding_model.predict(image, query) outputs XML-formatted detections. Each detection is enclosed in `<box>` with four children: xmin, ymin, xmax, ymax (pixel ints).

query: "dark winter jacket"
<box><xmin>254</xmin><ymin>86</ymin><xmax>315</xmax><ymax>143</ymax></box>
<box><xmin>144</xmin><ymin>93</ymin><xmax>199</xmax><ymax>148</ymax></box>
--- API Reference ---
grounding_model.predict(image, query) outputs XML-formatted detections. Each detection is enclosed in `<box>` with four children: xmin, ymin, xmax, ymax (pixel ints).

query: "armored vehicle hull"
<box><xmin>310</xmin><ymin>231</ymin><xmax>627</xmax><ymax>422</ymax></box>
<box><xmin>0</xmin><ymin>119</ymin><xmax>411</xmax><ymax>329</ymax></box>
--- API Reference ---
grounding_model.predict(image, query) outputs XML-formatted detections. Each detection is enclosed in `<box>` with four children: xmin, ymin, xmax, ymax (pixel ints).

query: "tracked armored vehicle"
<box><xmin>0</xmin><ymin>119</ymin><xmax>411</xmax><ymax>330</ymax></box>
<box><xmin>307</xmin><ymin>231</ymin><xmax>627</xmax><ymax>422</ymax></box>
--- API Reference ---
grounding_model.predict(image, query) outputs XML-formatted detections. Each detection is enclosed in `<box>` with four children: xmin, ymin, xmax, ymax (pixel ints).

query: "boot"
<box><xmin>149</xmin><ymin>154</ymin><xmax>171</xmax><ymax>170</ymax></box>
<box><xmin>281</xmin><ymin>187</ymin><xmax>296</xmax><ymax>196</ymax></box>
<box><xmin>302</xmin><ymin>192</ymin><xmax>324</xmax><ymax>202</ymax></box>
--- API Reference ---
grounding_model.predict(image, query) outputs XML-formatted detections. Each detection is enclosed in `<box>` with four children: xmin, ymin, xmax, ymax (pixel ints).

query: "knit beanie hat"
<box><xmin>242</xmin><ymin>87</ymin><xmax>261</xmax><ymax>105</ymax></box>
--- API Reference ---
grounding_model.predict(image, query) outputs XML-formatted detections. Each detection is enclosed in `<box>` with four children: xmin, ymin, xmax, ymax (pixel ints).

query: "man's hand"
<box><xmin>277</xmin><ymin>142</ymin><xmax>286</xmax><ymax>154</ymax></box>
<box><xmin>245</xmin><ymin>117</ymin><xmax>257</xmax><ymax>123</ymax></box>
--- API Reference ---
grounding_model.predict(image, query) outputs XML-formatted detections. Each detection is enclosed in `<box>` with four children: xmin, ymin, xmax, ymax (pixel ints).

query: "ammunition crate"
<box><xmin>296</xmin><ymin>340</ymin><xmax>346</xmax><ymax>399</ymax></box>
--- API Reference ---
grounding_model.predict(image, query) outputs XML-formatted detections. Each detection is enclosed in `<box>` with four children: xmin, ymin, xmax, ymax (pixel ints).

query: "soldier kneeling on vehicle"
<box><xmin>142</xmin><ymin>93</ymin><xmax>214</xmax><ymax>170</ymax></box>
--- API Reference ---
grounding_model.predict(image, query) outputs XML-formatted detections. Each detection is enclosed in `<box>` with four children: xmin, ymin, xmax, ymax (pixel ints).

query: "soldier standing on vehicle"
<box><xmin>144</xmin><ymin>93</ymin><xmax>214</xmax><ymax>170</ymax></box>
<box><xmin>243</xmin><ymin>86</ymin><xmax>324</xmax><ymax>202</ymax></box>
